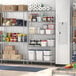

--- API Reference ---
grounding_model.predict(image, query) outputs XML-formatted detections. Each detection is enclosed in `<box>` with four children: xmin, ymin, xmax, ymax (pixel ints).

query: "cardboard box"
<box><xmin>11</xmin><ymin>54</ymin><xmax>22</xmax><ymax>60</ymax></box>
<box><xmin>4</xmin><ymin>45</ymin><xmax>15</xmax><ymax>50</ymax></box>
<box><xmin>3</xmin><ymin>50</ymin><xmax>17</xmax><ymax>54</ymax></box>
<box><xmin>3</xmin><ymin>54</ymin><xmax>11</xmax><ymax>60</ymax></box>
<box><xmin>18</xmin><ymin>5</ymin><xmax>28</xmax><ymax>11</ymax></box>
<box><xmin>2</xmin><ymin>5</ymin><xmax>18</xmax><ymax>11</ymax></box>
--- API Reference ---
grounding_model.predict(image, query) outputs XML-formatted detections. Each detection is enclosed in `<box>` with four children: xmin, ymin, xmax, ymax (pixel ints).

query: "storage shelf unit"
<box><xmin>0</xmin><ymin>4</ymin><xmax>55</xmax><ymax>64</ymax></box>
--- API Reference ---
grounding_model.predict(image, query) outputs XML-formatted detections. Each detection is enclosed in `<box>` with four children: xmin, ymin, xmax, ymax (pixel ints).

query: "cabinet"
<box><xmin>0</xmin><ymin>4</ymin><xmax>55</xmax><ymax>64</ymax></box>
<box><xmin>28</xmin><ymin>10</ymin><xmax>55</xmax><ymax>63</ymax></box>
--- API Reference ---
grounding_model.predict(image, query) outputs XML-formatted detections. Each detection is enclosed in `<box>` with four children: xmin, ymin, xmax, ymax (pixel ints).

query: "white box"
<box><xmin>36</xmin><ymin>51</ymin><xmax>43</xmax><ymax>61</ymax></box>
<box><xmin>44</xmin><ymin>51</ymin><xmax>50</xmax><ymax>55</ymax></box>
<box><xmin>44</xmin><ymin>56</ymin><xmax>50</xmax><ymax>61</ymax></box>
<box><xmin>44</xmin><ymin>56</ymin><xmax>54</xmax><ymax>61</ymax></box>
<box><xmin>28</xmin><ymin>51</ymin><xmax>35</xmax><ymax>60</ymax></box>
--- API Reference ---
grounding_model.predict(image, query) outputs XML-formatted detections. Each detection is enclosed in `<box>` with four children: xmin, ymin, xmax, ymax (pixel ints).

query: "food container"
<box><xmin>42</xmin><ymin>17</ymin><xmax>47</xmax><ymax>22</ymax></box>
<box><xmin>46</xmin><ymin>29</ymin><xmax>54</xmax><ymax>34</ymax></box>
<box><xmin>41</xmin><ymin>40</ymin><xmax>47</xmax><ymax>47</ymax></box>
<box><xmin>47</xmin><ymin>40</ymin><xmax>54</xmax><ymax>46</ymax></box>
<box><xmin>40</xmin><ymin>28</ymin><xmax>45</xmax><ymax>34</ymax></box>
<box><xmin>37</xmin><ymin>16</ymin><xmax>41</xmax><ymax>22</ymax></box>
<box><xmin>48</xmin><ymin>24</ymin><xmax>54</xmax><ymax>29</ymax></box>
<box><xmin>46</xmin><ymin>29</ymin><xmax>51</xmax><ymax>34</ymax></box>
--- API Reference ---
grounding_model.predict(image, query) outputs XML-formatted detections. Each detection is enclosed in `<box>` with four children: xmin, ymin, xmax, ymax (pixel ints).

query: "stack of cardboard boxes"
<box><xmin>0</xmin><ymin>5</ymin><xmax>28</xmax><ymax>11</ymax></box>
<box><xmin>3</xmin><ymin>45</ymin><xmax>22</xmax><ymax>60</ymax></box>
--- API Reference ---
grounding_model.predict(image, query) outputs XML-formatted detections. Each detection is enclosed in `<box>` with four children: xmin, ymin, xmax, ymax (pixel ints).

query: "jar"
<box><xmin>41</xmin><ymin>40</ymin><xmax>47</xmax><ymax>47</ymax></box>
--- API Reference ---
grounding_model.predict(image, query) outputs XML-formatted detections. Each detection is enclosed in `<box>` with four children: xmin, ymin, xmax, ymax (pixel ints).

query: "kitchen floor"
<box><xmin>0</xmin><ymin>64</ymin><xmax>57</xmax><ymax>76</ymax></box>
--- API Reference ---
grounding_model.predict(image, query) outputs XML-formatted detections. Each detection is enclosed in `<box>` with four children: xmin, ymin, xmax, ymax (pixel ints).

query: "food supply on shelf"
<box><xmin>2</xmin><ymin>18</ymin><xmax>27</xmax><ymax>26</ymax></box>
<box><xmin>0</xmin><ymin>31</ymin><xmax>27</xmax><ymax>42</ymax></box>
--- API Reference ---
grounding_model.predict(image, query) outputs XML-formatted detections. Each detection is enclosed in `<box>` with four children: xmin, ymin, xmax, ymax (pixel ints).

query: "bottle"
<box><xmin>18</xmin><ymin>34</ymin><xmax>22</xmax><ymax>42</ymax></box>
<box><xmin>22</xmin><ymin>34</ymin><xmax>27</xmax><ymax>42</ymax></box>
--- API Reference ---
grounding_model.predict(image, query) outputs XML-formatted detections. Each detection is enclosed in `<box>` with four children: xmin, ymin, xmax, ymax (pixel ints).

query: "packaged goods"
<box><xmin>18</xmin><ymin>5</ymin><xmax>28</xmax><ymax>11</ymax></box>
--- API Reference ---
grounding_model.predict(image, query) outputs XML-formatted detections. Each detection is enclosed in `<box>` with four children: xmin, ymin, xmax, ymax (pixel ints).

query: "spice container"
<box><xmin>41</xmin><ymin>40</ymin><xmax>47</xmax><ymax>47</ymax></box>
